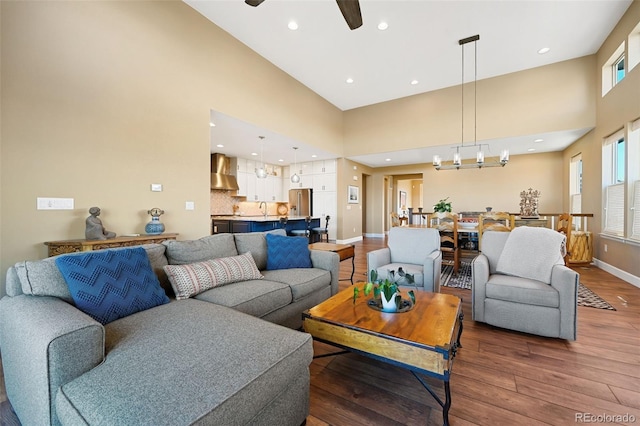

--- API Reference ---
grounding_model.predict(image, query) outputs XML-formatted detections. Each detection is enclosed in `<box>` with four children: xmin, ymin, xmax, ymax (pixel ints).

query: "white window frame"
<box><xmin>613</xmin><ymin>53</ymin><xmax>625</xmax><ymax>86</ymax></box>
<box><xmin>602</xmin><ymin>129</ymin><xmax>625</xmax><ymax>237</ymax></box>
<box><xmin>602</xmin><ymin>43</ymin><xmax>625</xmax><ymax>96</ymax></box>
<box><xmin>629</xmin><ymin>118</ymin><xmax>640</xmax><ymax>242</ymax></box>
<box><xmin>569</xmin><ymin>154</ymin><xmax>582</xmax><ymax>230</ymax></box>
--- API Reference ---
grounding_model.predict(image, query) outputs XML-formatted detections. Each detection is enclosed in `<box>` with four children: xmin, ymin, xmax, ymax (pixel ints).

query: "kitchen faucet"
<box><xmin>259</xmin><ymin>201</ymin><xmax>267</xmax><ymax>218</ymax></box>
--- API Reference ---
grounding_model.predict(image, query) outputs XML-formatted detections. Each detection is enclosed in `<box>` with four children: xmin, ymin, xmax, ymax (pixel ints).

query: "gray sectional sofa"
<box><xmin>0</xmin><ymin>229</ymin><xmax>340</xmax><ymax>425</ymax></box>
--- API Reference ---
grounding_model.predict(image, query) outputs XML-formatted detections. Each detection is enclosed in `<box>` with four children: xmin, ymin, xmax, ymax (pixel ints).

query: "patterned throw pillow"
<box><xmin>265</xmin><ymin>234</ymin><xmax>312</xmax><ymax>270</ymax></box>
<box><xmin>55</xmin><ymin>247</ymin><xmax>170</xmax><ymax>325</ymax></box>
<box><xmin>163</xmin><ymin>252</ymin><xmax>263</xmax><ymax>300</ymax></box>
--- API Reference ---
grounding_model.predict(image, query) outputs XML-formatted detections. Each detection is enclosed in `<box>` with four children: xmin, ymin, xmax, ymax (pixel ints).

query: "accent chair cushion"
<box><xmin>163</xmin><ymin>252</ymin><xmax>264</xmax><ymax>300</ymax></box>
<box><xmin>55</xmin><ymin>247</ymin><xmax>170</xmax><ymax>324</ymax></box>
<box><xmin>266</xmin><ymin>234</ymin><xmax>312</xmax><ymax>270</ymax></box>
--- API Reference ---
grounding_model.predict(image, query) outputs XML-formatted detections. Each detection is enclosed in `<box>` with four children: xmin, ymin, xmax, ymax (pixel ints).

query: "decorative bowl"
<box><xmin>459</xmin><ymin>222</ymin><xmax>477</xmax><ymax>229</ymax></box>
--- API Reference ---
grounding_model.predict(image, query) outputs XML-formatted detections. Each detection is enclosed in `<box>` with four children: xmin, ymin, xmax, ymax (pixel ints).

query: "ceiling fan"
<box><xmin>244</xmin><ymin>0</ymin><xmax>363</xmax><ymax>30</ymax></box>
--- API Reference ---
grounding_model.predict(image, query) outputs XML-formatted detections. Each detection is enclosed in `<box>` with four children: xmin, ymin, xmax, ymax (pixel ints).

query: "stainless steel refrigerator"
<box><xmin>288</xmin><ymin>188</ymin><xmax>313</xmax><ymax>217</ymax></box>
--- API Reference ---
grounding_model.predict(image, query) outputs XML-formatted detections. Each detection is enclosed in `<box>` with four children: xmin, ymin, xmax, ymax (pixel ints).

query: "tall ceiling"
<box><xmin>188</xmin><ymin>0</ymin><xmax>632</xmax><ymax>167</ymax></box>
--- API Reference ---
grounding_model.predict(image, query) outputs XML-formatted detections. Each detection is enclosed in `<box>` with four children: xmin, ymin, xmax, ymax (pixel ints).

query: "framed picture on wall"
<box><xmin>348</xmin><ymin>185</ymin><xmax>359</xmax><ymax>204</ymax></box>
<box><xmin>399</xmin><ymin>190</ymin><xmax>407</xmax><ymax>209</ymax></box>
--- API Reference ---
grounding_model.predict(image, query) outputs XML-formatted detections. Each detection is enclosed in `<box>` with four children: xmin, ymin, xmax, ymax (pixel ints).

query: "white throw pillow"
<box><xmin>496</xmin><ymin>227</ymin><xmax>565</xmax><ymax>284</ymax></box>
<box><xmin>163</xmin><ymin>252</ymin><xmax>263</xmax><ymax>299</ymax></box>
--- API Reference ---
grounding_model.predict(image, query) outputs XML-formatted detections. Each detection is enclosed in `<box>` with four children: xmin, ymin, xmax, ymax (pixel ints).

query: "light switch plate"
<box><xmin>37</xmin><ymin>197</ymin><xmax>74</xmax><ymax>210</ymax></box>
<box><xmin>151</xmin><ymin>184</ymin><xmax>163</xmax><ymax>192</ymax></box>
<box><xmin>185</xmin><ymin>201</ymin><xmax>195</xmax><ymax>210</ymax></box>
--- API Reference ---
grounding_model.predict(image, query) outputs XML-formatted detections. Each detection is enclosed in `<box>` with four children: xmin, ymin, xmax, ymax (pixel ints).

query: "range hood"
<box><xmin>211</xmin><ymin>153</ymin><xmax>239</xmax><ymax>191</ymax></box>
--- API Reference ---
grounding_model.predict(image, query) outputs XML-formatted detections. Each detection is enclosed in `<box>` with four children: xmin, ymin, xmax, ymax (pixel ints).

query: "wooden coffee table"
<box><xmin>303</xmin><ymin>284</ymin><xmax>463</xmax><ymax>426</ymax></box>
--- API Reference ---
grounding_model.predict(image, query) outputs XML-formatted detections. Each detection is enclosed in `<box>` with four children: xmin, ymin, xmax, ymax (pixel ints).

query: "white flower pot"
<box><xmin>380</xmin><ymin>291</ymin><xmax>399</xmax><ymax>312</ymax></box>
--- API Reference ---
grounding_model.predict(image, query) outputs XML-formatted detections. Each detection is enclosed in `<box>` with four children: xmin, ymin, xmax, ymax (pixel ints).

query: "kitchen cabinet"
<box><xmin>312</xmin><ymin>159</ymin><xmax>336</xmax><ymax>174</ymax></box>
<box><xmin>313</xmin><ymin>191</ymin><xmax>337</xmax><ymax>241</ymax></box>
<box><xmin>232</xmin><ymin>221</ymin><xmax>251</xmax><ymax>233</ymax></box>
<box><xmin>312</xmin><ymin>173</ymin><xmax>336</xmax><ymax>192</ymax></box>
<box><xmin>212</xmin><ymin>217</ymin><xmax>319</xmax><ymax>235</ymax></box>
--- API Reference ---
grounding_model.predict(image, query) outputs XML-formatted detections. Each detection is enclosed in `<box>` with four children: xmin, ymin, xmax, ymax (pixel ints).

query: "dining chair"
<box><xmin>556</xmin><ymin>213</ymin><xmax>572</xmax><ymax>264</ymax></box>
<box><xmin>428</xmin><ymin>212</ymin><xmax>460</xmax><ymax>274</ymax></box>
<box><xmin>390</xmin><ymin>212</ymin><xmax>401</xmax><ymax>227</ymax></box>
<box><xmin>478</xmin><ymin>212</ymin><xmax>515</xmax><ymax>250</ymax></box>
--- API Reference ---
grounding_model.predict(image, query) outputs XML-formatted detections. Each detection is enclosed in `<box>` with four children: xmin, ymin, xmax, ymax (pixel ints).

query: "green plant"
<box><xmin>354</xmin><ymin>269</ymin><xmax>416</xmax><ymax>310</ymax></box>
<box><xmin>433</xmin><ymin>197</ymin><xmax>452</xmax><ymax>213</ymax></box>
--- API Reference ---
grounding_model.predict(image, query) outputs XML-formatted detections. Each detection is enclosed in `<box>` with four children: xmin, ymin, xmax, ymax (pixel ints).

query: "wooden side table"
<box><xmin>309</xmin><ymin>242</ymin><xmax>355</xmax><ymax>284</ymax></box>
<box><xmin>44</xmin><ymin>233</ymin><xmax>179</xmax><ymax>257</ymax></box>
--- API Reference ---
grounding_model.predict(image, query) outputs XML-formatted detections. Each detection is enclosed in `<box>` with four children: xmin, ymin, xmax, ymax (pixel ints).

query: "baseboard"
<box><xmin>336</xmin><ymin>235</ymin><xmax>363</xmax><ymax>245</ymax></box>
<box><xmin>363</xmin><ymin>233</ymin><xmax>385</xmax><ymax>238</ymax></box>
<box><xmin>593</xmin><ymin>258</ymin><xmax>640</xmax><ymax>288</ymax></box>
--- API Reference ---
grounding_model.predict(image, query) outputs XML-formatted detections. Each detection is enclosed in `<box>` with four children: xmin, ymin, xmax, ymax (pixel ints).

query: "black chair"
<box><xmin>311</xmin><ymin>215</ymin><xmax>330</xmax><ymax>243</ymax></box>
<box><xmin>290</xmin><ymin>216</ymin><xmax>312</xmax><ymax>241</ymax></box>
<box><xmin>279</xmin><ymin>216</ymin><xmax>288</xmax><ymax>233</ymax></box>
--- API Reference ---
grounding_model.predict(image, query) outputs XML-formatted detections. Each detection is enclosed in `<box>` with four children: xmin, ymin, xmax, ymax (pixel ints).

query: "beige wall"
<box><xmin>577</xmin><ymin>0</ymin><xmax>640</xmax><ymax>277</ymax></box>
<box><xmin>343</xmin><ymin>56</ymin><xmax>596</xmax><ymax>156</ymax></box>
<box><xmin>360</xmin><ymin>151</ymin><xmax>563</xmax><ymax>235</ymax></box>
<box><xmin>0</xmin><ymin>1</ymin><xmax>342</xmax><ymax>295</ymax></box>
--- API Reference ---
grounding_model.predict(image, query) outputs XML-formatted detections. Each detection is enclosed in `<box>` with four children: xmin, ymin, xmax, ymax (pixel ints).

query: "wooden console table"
<box><xmin>44</xmin><ymin>234</ymin><xmax>179</xmax><ymax>257</ymax></box>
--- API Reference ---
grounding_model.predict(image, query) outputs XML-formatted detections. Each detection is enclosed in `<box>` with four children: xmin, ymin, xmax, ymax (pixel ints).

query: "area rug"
<box><xmin>441</xmin><ymin>260</ymin><xmax>472</xmax><ymax>290</ymax></box>
<box><xmin>440</xmin><ymin>261</ymin><xmax>616</xmax><ymax>310</ymax></box>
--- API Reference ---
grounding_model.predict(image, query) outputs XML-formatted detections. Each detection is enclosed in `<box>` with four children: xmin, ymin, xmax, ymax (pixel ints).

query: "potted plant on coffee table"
<box><xmin>354</xmin><ymin>268</ymin><xmax>416</xmax><ymax>313</ymax></box>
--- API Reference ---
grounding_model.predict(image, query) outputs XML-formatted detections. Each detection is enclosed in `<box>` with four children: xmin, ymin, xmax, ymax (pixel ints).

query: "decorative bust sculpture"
<box><xmin>85</xmin><ymin>207</ymin><xmax>116</xmax><ymax>240</ymax></box>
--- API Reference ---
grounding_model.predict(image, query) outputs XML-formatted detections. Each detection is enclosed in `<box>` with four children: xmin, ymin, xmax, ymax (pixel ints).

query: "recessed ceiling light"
<box><xmin>534</xmin><ymin>138</ymin><xmax>544</xmax><ymax>143</ymax></box>
<box><xmin>216</xmin><ymin>144</ymin><xmax>224</xmax><ymax>148</ymax></box>
<box><xmin>385</xmin><ymin>158</ymin><xmax>391</xmax><ymax>162</ymax></box>
<box><xmin>210</xmin><ymin>122</ymin><xmax>216</xmax><ymax>127</ymax></box>
<box><xmin>278</xmin><ymin>159</ymin><xmax>284</xmax><ymax>162</ymax></box>
<box><xmin>288</xmin><ymin>21</ymin><xmax>298</xmax><ymax>30</ymax></box>
<box><xmin>378</xmin><ymin>22</ymin><xmax>388</xmax><ymax>31</ymax></box>
<box><xmin>527</xmin><ymin>148</ymin><xmax>536</xmax><ymax>152</ymax></box>
<box><xmin>410</xmin><ymin>80</ymin><xmax>419</xmax><ymax>85</ymax></box>
<box><xmin>251</xmin><ymin>152</ymin><xmax>258</xmax><ymax>156</ymax></box>
<box><xmin>538</xmin><ymin>47</ymin><xmax>550</xmax><ymax>54</ymax></box>
<box><xmin>311</xmin><ymin>154</ymin><xmax>317</xmax><ymax>158</ymax></box>
<box><xmin>346</xmin><ymin>78</ymin><xmax>354</xmax><ymax>84</ymax></box>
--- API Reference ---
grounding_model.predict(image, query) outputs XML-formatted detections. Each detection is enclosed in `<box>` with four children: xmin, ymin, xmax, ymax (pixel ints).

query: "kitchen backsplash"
<box><xmin>210</xmin><ymin>190</ymin><xmax>284</xmax><ymax>216</ymax></box>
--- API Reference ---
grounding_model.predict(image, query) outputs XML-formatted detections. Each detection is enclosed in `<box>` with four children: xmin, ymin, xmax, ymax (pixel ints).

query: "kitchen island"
<box><xmin>212</xmin><ymin>215</ymin><xmax>320</xmax><ymax>236</ymax></box>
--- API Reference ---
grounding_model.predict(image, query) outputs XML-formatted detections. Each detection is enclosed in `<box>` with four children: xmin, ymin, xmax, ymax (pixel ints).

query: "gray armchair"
<box><xmin>472</xmin><ymin>230</ymin><xmax>579</xmax><ymax>340</ymax></box>
<box><xmin>367</xmin><ymin>227</ymin><xmax>442</xmax><ymax>292</ymax></box>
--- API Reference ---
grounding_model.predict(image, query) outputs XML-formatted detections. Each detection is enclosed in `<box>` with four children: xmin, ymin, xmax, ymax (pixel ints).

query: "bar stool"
<box><xmin>279</xmin><ymin>216</ymin><xmax>288</xmax><ymax>234</ymax></box>
<box><xmin>290</xmin><ymin>216</ymin><xmax>311</xmax><ymax>241</ymax></box>
<box><xmin>311</xmin><ymin>216</ymin><xmax>330</xmax><ymax>243</ymax></box>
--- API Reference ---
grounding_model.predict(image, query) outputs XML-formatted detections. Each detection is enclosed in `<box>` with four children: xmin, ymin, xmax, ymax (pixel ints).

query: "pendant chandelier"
<box><xmin>433</xmin><ymin>35</ymin><xmax>509</xmax><ymax>170</ymax></box>
<box><xmin>255</xmin><ymin>136</ymin><xmax>267</xmax><ymax>179</ymax></box>
<box><xmin>290</xmin><ymin>147</ymin><xmax>301</xmax><ymax>183</ymax></box>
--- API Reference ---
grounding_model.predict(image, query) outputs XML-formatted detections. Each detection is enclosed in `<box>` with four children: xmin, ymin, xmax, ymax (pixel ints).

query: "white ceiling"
<box><xmin>192</xmin><ymin>0</ymin><xmax>632</xmax><ymax>168</ymax></box>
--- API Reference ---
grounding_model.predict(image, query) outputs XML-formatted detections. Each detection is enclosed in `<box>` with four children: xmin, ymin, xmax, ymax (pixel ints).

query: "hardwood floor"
<box><xmin>308</xmin><ymin>237</ymin><xmax>640</xmax><ymax>426</ymax></box>
<box><xmin>0</xmin><ymin>237</ymin><xmax>638</xmax><ymax>425</ymax></box>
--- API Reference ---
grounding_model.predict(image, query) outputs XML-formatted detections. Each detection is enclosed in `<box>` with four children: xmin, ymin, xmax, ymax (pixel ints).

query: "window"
<box><xmin>602</xmin><ymin>129</ymin><xmax>625</xmax><ymax>237</ymax></box>
<box><xmin>615</xmin><ymin>138</ymin><xmax>625</xmax><ymax>183</ymax></box>
<box><xmin>629</xmin><ymin>21</ymin><xmax>640</xmax><ymax>72</ymax></box>
<box><xmin>602</xmin><ymin>43</ymin><xmax>625</xmax><ymax>96</ymax></box>
<box><xmin>603</xmin><ymin>119</ymin><xmax>640</xmax><ymax>242</ymax></box>
<box><xmin>569</xmin><ymin>154</ymin><xmax>582</xmax><ymax>228</ymax></box>
<box><xmin>613</xmin><ymin>54</ymin><xmax>625</xmax><ymax>85</ymax></box>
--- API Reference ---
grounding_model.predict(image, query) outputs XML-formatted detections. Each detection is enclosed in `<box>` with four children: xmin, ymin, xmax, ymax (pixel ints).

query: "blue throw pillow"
<box><xmin>266</xmin><ymin>234</ymin><xmax>312</xmax><ymax>270</ymax></box>
<box><xmin>55</xmin><ymin>247</ymin><xmax>169</xmax><ymax>325</ymax></box>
